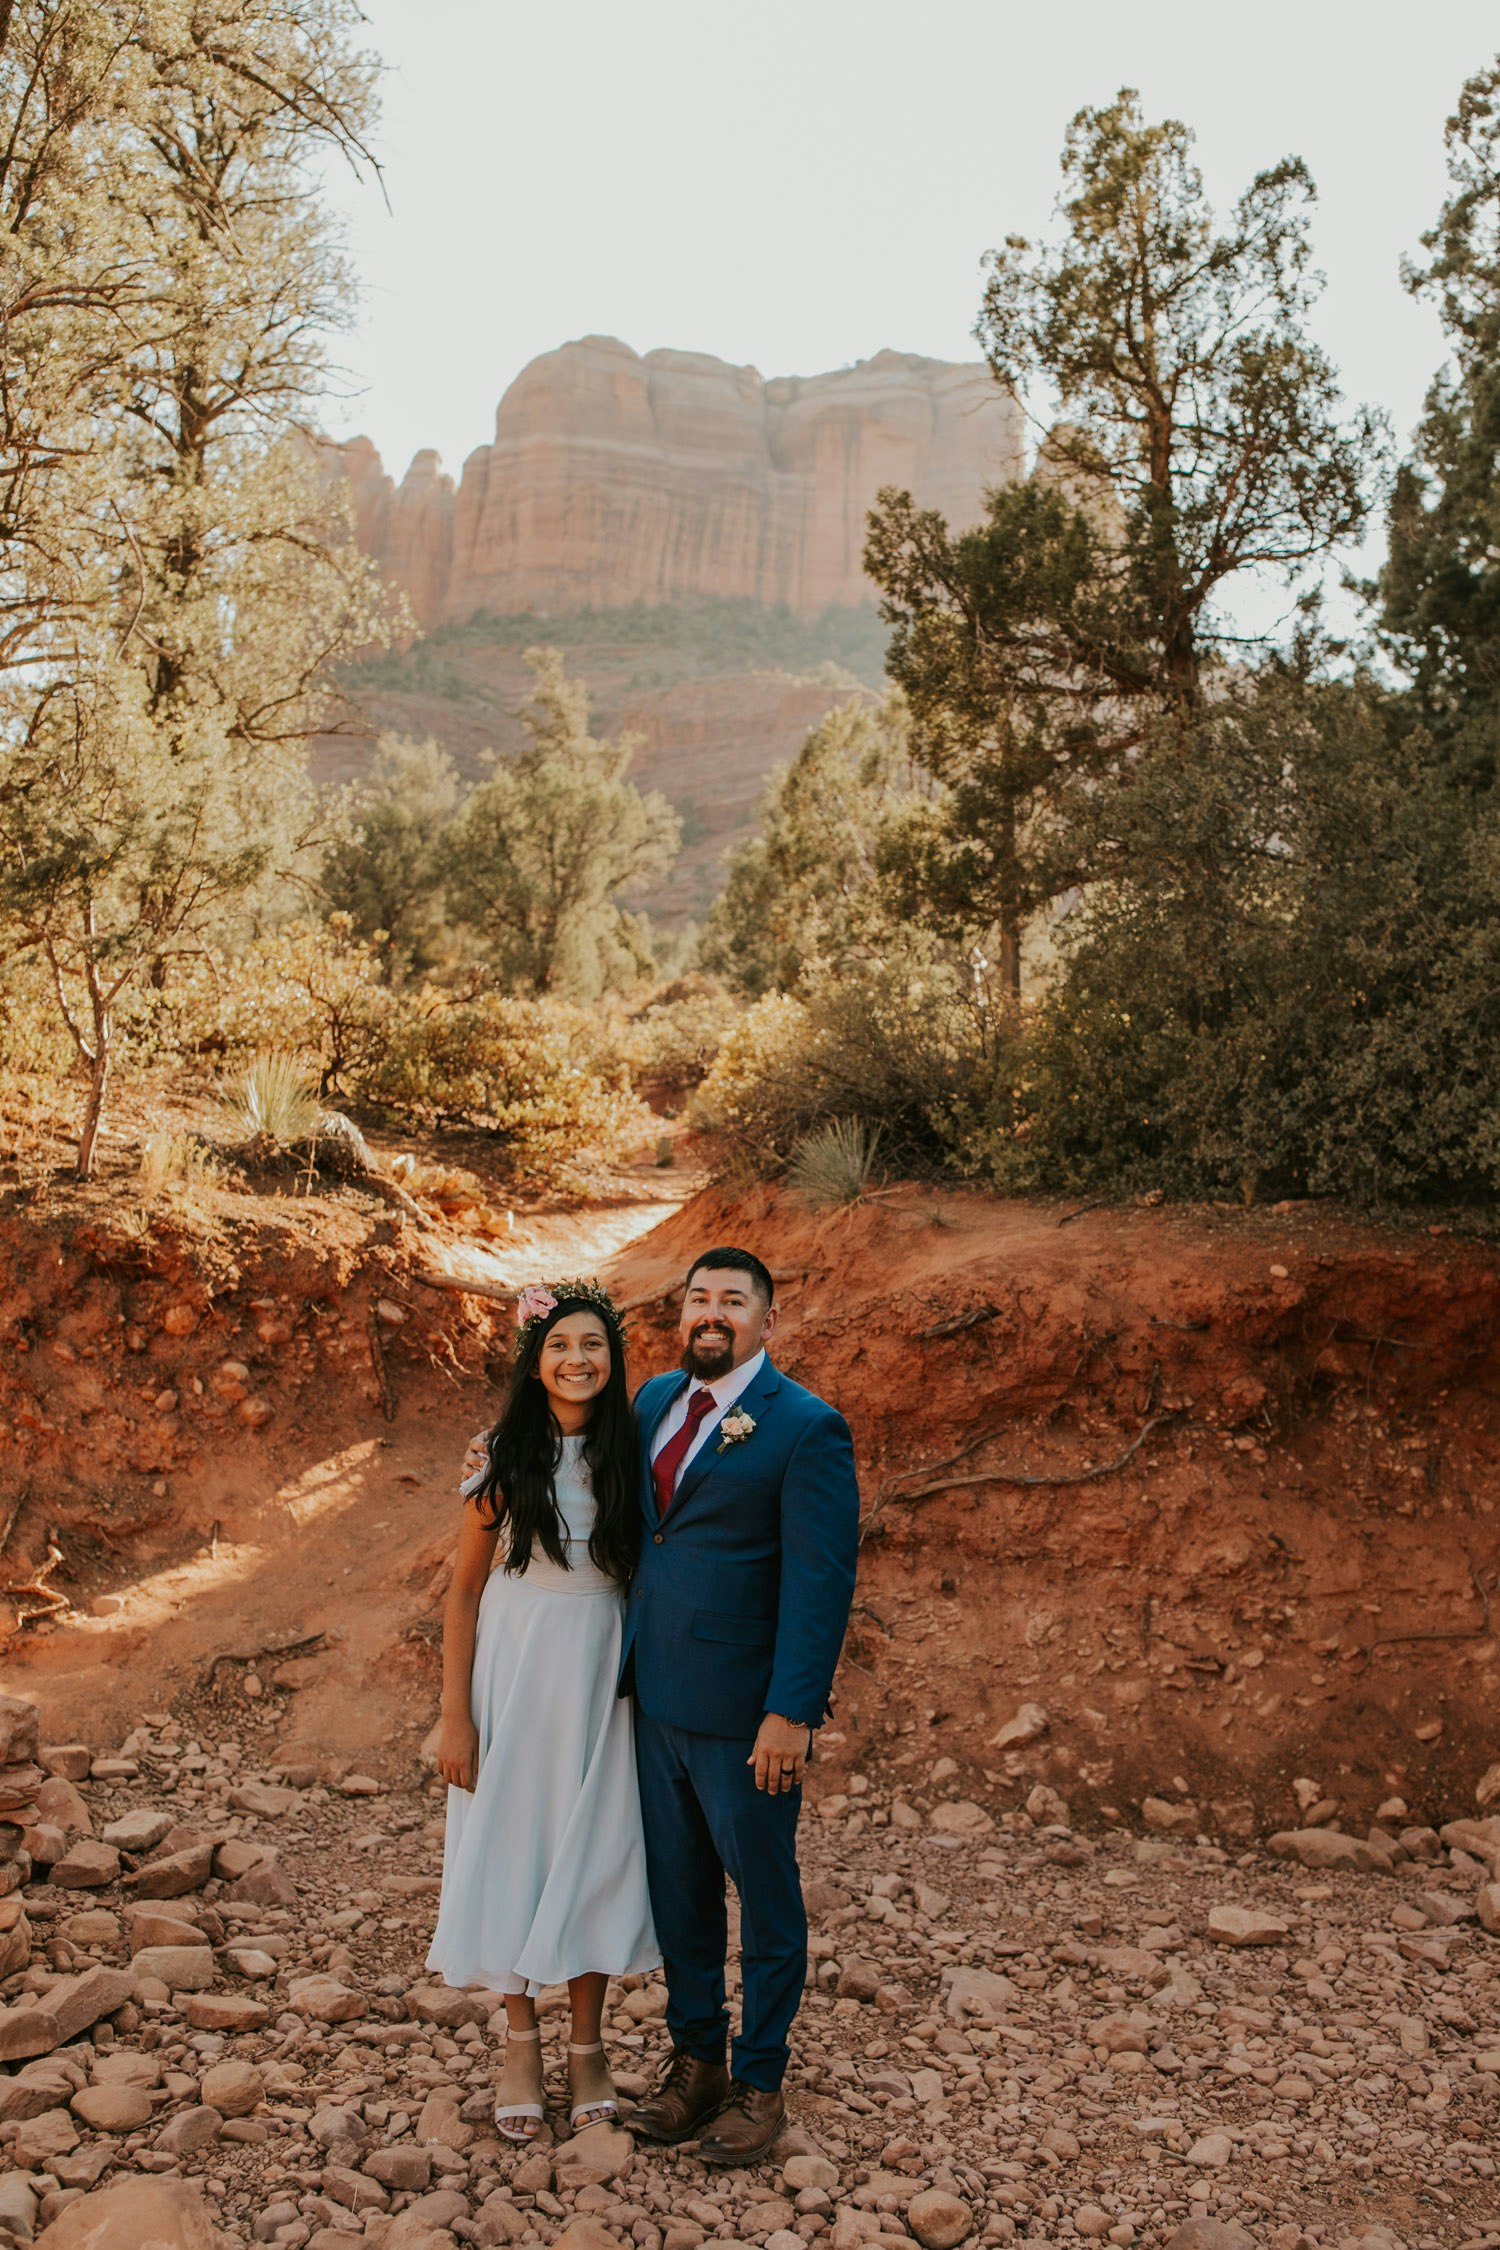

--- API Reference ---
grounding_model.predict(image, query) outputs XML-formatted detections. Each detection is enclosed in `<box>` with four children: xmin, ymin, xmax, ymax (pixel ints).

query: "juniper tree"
<box><xmin>865</xmin><ymin>91</ymin><xmax>1381</xmax><ymax>993</ymax></box>
<box><xmin>448</xmin><ymin>648</ymin><xmax>681</xmax><ymax>1001</ymax></box>
<box><xmin>1381</xmin><ymin>56</ymin><xmax>1500</xmax><ymax>769</ymax></box>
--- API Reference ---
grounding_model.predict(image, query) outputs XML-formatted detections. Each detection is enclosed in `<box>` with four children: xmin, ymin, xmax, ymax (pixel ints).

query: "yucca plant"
<box><xmin>221</xmin><ymin>1052</ymin><xmax>321</xmax><ymax>1146</ymax></box>
<box><xmin>787</xmin><ymin>1117</ymin><xmax>884</xmax><ymax>1208</ymax></box>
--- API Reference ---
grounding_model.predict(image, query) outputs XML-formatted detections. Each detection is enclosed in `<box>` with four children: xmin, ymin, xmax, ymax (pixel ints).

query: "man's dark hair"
<box><xmin>684</xmin><ymin>1246</ymin><xmax>774</xmax><ymax>1306</ymax></box>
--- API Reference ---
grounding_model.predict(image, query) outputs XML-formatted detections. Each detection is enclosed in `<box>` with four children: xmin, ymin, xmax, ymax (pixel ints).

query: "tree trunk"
<box><xmin>995</xmin><ymin>793</ymin><xmax>1023</xmax><ymax>1004</ymax></box>
<box><xmin>998</xmin><ymin>916</ymin><xmax>1022</xmax><ymax>1004</ymax></box>
<box><xmin>76</xmin><ymin>1034</ymin><xmax>110</xmax><ymax>1181</ymax></box>
<box><xmin>75</xmin><ymin>936</ymin><xmax>112</xmax><ymax>1181</ymax></box>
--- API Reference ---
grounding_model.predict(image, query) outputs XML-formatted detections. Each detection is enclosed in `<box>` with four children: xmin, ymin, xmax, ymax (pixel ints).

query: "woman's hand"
<box><xmin>460</xmin><ymin>1429</ymin><xmax>489</xmax><ymax>1491</ymax></box>
<box><xmin>435</xmin><ymin>1711</ymin><xmax>481</xmax><ymax>1792</ymax></box>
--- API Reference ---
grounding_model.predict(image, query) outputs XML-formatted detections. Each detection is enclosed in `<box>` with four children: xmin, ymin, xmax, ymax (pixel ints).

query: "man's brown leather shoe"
<box><xmin>629</xmin><ymin>2050</ymin><xmax>730</xmax><ymax>2144</ymax></box>
<box><xmin>696</xmin><ymin>2080</ymin><xmax>786</xmax><ymax>2165</ymax></box>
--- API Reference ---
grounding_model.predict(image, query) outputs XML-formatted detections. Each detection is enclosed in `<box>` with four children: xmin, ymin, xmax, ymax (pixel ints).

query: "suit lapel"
<box><xmin>665</xmin><ymin>1357</ymin><xmax>783</xmax><ymax>1523</ymax></box>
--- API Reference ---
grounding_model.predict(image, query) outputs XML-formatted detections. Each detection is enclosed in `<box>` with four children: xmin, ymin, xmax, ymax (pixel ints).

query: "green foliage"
<box><xmin>447</xmin><ymin>648</ymin><xmax>681</xmax><ymax>999</ymax></box>
<box><xmin>343</xmin><ymin>599</ymin><xmax>890</xmax><ymax>698</ymax></box>
<box><xmin>788</xmin><ymin>1118</ymin><xmax>885</xmax><ymax>1209</ymax></box>
<box><xmin>699</xmin><ymin>696</ymin><xmax>929</xmax><ymax>996</ymax></box>
<box><xmin>700</xmin><ymin>676</ymin><xmax>1500</xmax><ymax>1208</ymax></box>
<box><xmin>0</xmin><ymin>1</ymin><xmax>393</xmax><ymax>1176</ymax></box>
<box><xmin>974</xmin><ymin>680</ymin><xmax>1500</xmax><ymax>1204</ymax></box>
<box><xmin>220</xmin><ymin>1053</ymin><xmax>322</xmax><ymax>1146</ymax></box>
<box><xmin>692</xmin><ymin>947</ymin><xmax>1002</xmax><ymax>1174</ymax></box>
<box><xmin>1380</xmin><ymin>60</ymin><xmax>1500</xmax><ymax>757</ymax></box>
<box><xmin>361</xmin><ymin>993</ymin><xmax>646</xmax><ymax>1195</ymax></box>
<box><xmin>610</xmin><ymin>975</ymin><xmax>741</xmax><ymax>1101</ymax></box>
<box><xmin>973</xmin><ymin>88</ymin><xmax>1379</xmax><ymax>707</ymax></box>
<box><xmin>321</xmin><ymin>735</ymin><xmax>464</xmax><ymax>981</ymax></box>
<box><xmin>862</xmin><ymin>93</ymin><xmax>1380</xmax><ymax>1006</ymax></box>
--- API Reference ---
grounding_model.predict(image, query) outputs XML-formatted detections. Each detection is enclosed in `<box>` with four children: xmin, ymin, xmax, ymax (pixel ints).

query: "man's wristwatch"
<box><xmin>773</xmin><ymin>1716</ymin><xmax>815</xmax><ymax>1735</ymax></box>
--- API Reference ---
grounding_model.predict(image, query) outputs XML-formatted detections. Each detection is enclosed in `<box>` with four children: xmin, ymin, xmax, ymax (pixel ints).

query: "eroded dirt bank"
<box><xmin>3</xmin><ymin>1178</ymin><xmax>1498</xmax><ymax>1846</ymax></box>
<box><xmin>606</xmin><ymin>1188</ymin><xmax>1500</xmax><ymax>1841</ymax></box>
<box><xmin>0</xmin><ymin>1173</ymin><xmax>682</xmax><ymax>1757</ymax></box>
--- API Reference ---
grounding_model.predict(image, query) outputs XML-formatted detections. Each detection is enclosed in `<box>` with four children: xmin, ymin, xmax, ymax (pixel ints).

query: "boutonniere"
<box><xmin>717</xmin><ymin>1407</ymin><xmax>756</xmax><ymax>1453</ymax></box>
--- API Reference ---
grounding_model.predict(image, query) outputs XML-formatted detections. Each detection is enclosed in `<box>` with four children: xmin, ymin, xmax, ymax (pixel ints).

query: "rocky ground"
<box><xmin>2</xmin><ymin>1695</ymin><xmax>1499</xmax><ymax>2250</ymax></box>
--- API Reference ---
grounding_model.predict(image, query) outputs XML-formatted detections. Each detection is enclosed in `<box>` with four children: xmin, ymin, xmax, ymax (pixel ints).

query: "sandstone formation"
<box><xmin>333</xmin><ymin>337</ymin><xmax>1021</xmax><ymax>627</ymax></box>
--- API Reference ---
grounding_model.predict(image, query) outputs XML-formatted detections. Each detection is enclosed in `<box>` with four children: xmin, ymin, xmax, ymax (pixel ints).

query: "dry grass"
<box><xmin>137</xmin><ymin>1129</ymin><xmax>221</xmax><ymax>1214</ymax></box>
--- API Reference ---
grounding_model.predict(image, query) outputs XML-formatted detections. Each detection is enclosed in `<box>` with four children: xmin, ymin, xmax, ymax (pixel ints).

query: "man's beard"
<box><xmin>681</xmin><ymin>1324</ymin><xmax>735</xmax><ymax>1381</ymax></box>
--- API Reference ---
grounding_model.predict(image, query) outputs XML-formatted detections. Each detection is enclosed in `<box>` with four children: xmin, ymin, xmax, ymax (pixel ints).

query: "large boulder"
<box><xmin>34</xmin><ymin>2175</ymin><xmax>220</xmax><ymax>2248</ymax></box>
<box><xmin>0</xmin><ymin>1695</ymin><xmax>40</xmax><ymax>1766</ymax></box>
<box><xmin>1266</xmin><ymin>1828</ymin><xmax>1391</xmax><ymax>1873</ymax></box>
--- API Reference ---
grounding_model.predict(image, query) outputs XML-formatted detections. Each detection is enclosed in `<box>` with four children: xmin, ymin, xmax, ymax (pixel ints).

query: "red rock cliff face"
<box><xmin>335</xmin><ymin>336</ymin><xmax>1021</xmax><ymax>627</ymax></box>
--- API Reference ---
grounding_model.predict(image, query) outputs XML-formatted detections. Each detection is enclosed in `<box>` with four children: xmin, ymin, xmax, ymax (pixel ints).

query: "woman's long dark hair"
<box><xmin>474</xmin><ymin>1297</ymin><xmax>639</xmax><ymax>1583</ymax></box>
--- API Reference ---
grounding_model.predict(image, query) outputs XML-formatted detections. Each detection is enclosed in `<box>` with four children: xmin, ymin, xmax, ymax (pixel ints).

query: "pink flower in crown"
<box><xmin>516</xmin><ymin>1283</ymin><xmax>558</xmax><ymax>1329</ymax></box>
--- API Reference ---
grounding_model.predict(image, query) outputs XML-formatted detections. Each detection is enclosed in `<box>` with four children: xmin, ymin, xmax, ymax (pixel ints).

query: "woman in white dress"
<box><xmin>427</xmin><ymin>1278</ymin><xmax>659</xmax><ymax>2142</ymax></box>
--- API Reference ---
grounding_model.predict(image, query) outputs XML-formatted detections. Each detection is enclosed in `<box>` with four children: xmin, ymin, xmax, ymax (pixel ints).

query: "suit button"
<box><xmin>653</xmin><ymin>1532</ymin><xmax>664</xmax><ymax>1545</ymax></box>
<box><xmin>634</xmin><ymin>1587</ymin><xmax>644</xmax><ymax>1598</ymax></box>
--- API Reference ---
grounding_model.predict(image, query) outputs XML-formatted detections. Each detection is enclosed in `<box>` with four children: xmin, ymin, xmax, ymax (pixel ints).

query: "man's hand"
<box><xmin>749</xmin><ymin>1713</ymin><xmax>811</xmax><ymax>1794</ymax></box>
<box><xmin>459</xmin><ymin>1429</ymin><xmax>489</xmax><ymax>1493</ymax></box>
<box><xmin>435</xmin><ymin>1711</ymin><xmax>481</xmax><ymax>1793</ymax></box>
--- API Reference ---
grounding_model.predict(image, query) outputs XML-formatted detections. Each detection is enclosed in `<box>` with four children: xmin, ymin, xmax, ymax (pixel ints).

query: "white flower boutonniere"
<box><xmin>717</xmin><ymin>1406</ymin><xmax>756</xmax><ymax>1453</ymax></box>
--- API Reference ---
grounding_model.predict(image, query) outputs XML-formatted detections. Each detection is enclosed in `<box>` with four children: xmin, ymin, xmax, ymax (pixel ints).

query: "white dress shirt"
<box><xmin>649</xmin><ymin>1348</ymin><xmax>766</xmax><ymax>1495</ymax></box>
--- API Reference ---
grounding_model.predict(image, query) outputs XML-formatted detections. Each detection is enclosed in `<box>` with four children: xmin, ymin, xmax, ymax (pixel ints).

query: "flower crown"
<box><xmin>516</xmin><ymin>1277</ymin><xmax>624</xmax><ymax>1337</ymax></box>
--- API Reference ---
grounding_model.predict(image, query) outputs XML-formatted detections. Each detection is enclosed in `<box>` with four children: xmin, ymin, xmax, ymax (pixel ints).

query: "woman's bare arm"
<box><xmin>435</xmin><ymin>1499</ymin><xmax>502</xmax><ymax>1791</ymax></box>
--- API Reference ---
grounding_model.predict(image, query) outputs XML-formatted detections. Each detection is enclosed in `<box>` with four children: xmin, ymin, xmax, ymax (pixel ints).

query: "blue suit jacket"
<box><xmin>618</xmin><ymin>1357</ymin><xmax>859</xmax><ymax>1740</ymax></box>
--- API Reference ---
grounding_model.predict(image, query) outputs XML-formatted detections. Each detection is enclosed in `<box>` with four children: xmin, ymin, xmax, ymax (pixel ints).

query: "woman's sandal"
<box><xmin>567</xmin><ymin>2039</ymin><xmax>619</xmax><ymax>2129</ymax></box>
<box><xmin>495</xmin><ymin>2025</ymin><xmax>545</xmax><ymax>2144</ymax></box>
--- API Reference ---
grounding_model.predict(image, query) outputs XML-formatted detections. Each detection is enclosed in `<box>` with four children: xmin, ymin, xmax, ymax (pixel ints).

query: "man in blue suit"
<box><xmin>619</xmin><ymin>1245</ymin><xmax>859</xmax><ymax>2164</ymax></box>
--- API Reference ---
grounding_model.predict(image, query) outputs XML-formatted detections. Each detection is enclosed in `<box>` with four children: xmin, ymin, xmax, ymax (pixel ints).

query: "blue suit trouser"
<box><xmin>634</xmin><ymin>1712</ymin><xmax>807</xmax><ymax>2091</ymax></box>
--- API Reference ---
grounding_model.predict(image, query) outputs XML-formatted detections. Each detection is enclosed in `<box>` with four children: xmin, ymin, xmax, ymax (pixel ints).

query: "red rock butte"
<box><xmin>332</xmin><ymin>335</ymin><xmax>1023</xmax><ymax>626</ymax></box>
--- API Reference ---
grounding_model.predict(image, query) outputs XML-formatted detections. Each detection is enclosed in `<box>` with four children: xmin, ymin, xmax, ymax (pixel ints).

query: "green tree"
<box><xmin>699</xmin><ymin>695</ymin><xmax>927</xmax><ymax>996</ymax></box>
<box><xmin>322</xmin><ymin>735</ymin><xmax>463</xmax><ymax>981</ymax></box>
<box><xmin>1007</xmin><ymin>675</ymin><xmax>1500</xmax><ymax>1204</ymax></box>
<box><xmin>974</xmin><ymin>88</ymin><xmax>1378</xmax><ymax>708</ymax></box>
<box><xmin>0</xmin><ymin>2</ymin><xmax>392</xmax><ymax>1175</ymax></box>
<box><xmin>0</xmin><ymin>662</ymin><xmax>276</xmax><ymax>1173</ymax></box>
<box><xmin>864</xmin><ymin>90</ymin><xmax>1381</xmax><ymax>997</ymax></box>
<box><xmin>448</xmin><ymin>648</ymin><xmax>681</xmax><ymax>1000</ymax></box>
<box><xmin>0</xmin><ymin>5</ymin><xmax>149</xmax><ymax>683</ymax></box>
<box><xmin>1380</xmin><ymin>57</ymin><xmax>1500</xmax><ymax>762</ymax></box>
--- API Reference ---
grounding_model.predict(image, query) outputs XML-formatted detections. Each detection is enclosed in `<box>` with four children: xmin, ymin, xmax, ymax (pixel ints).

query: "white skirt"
<box><xmin>426</xmin><ymin>1553</ymin><xmax>660</xmax><ymax>1996</ymax></box>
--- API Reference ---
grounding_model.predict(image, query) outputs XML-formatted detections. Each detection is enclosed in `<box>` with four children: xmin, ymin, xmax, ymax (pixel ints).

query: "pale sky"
<box><xmin>326</xmin><ymin>0</ymin><xmax>1495</xmax><ymax>599</ymax></box>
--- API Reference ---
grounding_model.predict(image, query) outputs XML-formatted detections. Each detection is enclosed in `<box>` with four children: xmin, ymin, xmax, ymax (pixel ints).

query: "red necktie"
<box><xmin>653</xmin><ymin>1387</ymin><xmax>717</xmax><ymax>1517</ymax></box>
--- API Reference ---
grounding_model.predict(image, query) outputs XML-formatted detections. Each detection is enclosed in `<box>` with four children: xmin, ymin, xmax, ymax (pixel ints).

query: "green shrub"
<box><xmin>611</xmin><ymin>974</ymin><xmax>740</xmax><ymax>1100</ymax></box>
<box><xmin>692</xmin><ymin>947</ymin><xmax>1006</xmax><ymax>1173</ymax></box>
<box><xmin>963</xmin><ymin>682</ymin><xmax>1500</xmax><ymax>1205</ymax></box>
<box><xmin>362</xmin><ymin>992</ymin><xmax>648</xmax><ymax>1194</ymax></box>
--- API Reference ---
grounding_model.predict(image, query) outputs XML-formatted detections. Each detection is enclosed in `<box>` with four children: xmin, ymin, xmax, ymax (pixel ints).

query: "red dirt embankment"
<box><xmin>0</xmin><ymin>1182</ymin><xmax>508</xmax><ymax>1751</ymax></box>
<box><xmin>606</xmin><ymin>1185</ymin><xmax>1500</xmax><ymax>1838</ymax></box>
<box><xmin>4</xmin><ymin>1174</ymin><xmax>1498</xmax><ymax>1843</ymax></box>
